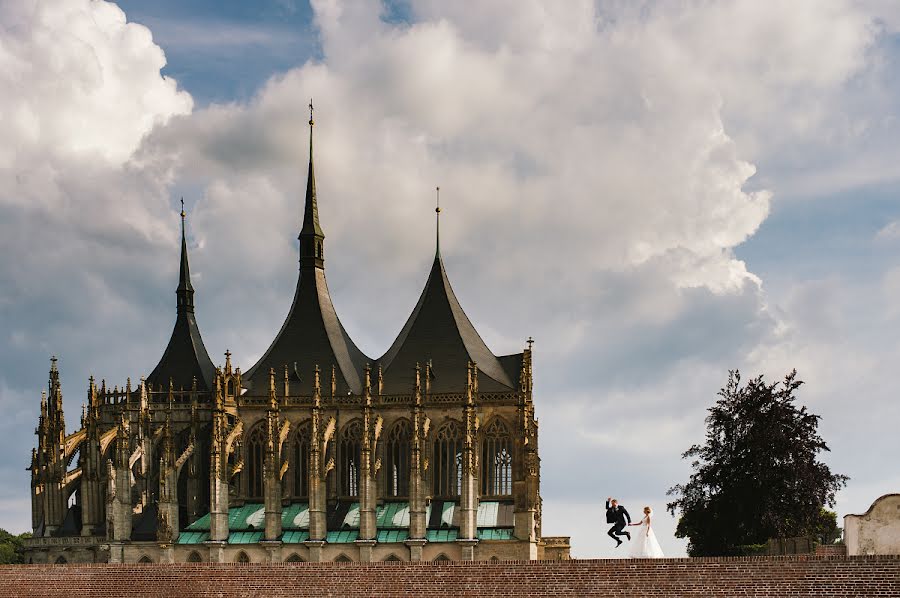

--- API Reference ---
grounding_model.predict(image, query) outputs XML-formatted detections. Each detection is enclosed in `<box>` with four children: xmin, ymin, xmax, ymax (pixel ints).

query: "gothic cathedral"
<box><xmin>25</xmin><ymin>111</ymin><xmax>570</xmax><ymax>564</ymax></box>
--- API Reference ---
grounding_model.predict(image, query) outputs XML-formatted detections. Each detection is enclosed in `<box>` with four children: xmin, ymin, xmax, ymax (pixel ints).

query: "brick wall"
<box><xmin>2</xmin><ymin>555</ymin><xmax>899</xmax><ymax>597</ymax></box>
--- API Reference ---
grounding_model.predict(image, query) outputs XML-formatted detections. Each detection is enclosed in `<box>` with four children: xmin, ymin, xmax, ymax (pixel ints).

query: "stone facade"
<box><xmin>845</xmin><ymin>493</ymin><xmax>900</xmax><ymax>556</ymax></box>
<box><xmin>25</xmin><ymin>113</ymin><xmax>568</xmax><ymax>565</ymax></box>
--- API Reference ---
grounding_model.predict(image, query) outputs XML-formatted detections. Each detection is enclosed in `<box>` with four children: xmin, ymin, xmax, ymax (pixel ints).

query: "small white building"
<box><xmin>844</xmin><ymin>494</ymin><xmax>900</xmax><ymax>556</ymax></box>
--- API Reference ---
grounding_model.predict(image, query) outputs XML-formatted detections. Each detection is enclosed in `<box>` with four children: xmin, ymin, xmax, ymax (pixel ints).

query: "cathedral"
<box><xmin>24</xmin><ymin>110</ymin><xmax>570</xmax><ymax>564</ymax></box>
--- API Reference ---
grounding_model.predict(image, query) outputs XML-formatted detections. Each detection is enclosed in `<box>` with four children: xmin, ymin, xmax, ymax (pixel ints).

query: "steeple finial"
<box><xmin>176</xmin><ymin>199</ymin><xmax>195</xmax><ymax>314</ymax></box>
<box><xmin>435</xmin><ymin>186</ymin><xmax>441</xmax><ymax>258</ymax></box>
<box><xmin>299</xmin><ymin>98</ymin><xmax>324</xmax><ymax>269</ymax></box>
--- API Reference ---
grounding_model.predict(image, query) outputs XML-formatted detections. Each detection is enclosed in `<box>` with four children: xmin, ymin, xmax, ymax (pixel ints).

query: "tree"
<box><xmin>666</xmin><ymin>370</ymin><xmax>848</xmax><ymax>556</ymax></box>
<box><xmin>0</xmin><ymin>529</ymin><xmax>31</xmax><ymax>565</ymax></box>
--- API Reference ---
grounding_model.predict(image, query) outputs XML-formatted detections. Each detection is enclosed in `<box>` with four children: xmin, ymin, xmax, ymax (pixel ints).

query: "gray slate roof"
<box><xmin>146</xmin><ymin>216</ymin><xmax>216</xmax><ymax>392</ymax></box>
<box><xmin>378</xmin><ymin>254</ymin><xmax>519</xmax><ymax>394</ymax></box>
<box><xmin>242</xmin><ymin>267</ymin><xmax>370</xmax><ymax>396</ymax></box>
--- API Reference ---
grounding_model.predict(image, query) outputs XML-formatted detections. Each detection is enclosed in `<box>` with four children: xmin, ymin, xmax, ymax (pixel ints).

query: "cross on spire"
<box><xmin>309</xmin><ymin>98</ymin><xmax>314</xmax><ymax>126</ymax></box>
<box><xmin>435</xmin><ymin>186</ymin><xmax>441</xmax><ymax>257</ymax></box>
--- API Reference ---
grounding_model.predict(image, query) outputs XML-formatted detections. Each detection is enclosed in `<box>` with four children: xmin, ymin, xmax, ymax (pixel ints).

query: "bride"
<box><xmin>627</xmin><ymin>506</ymin><xmax>665</xmax><ymax>558</ymax></box>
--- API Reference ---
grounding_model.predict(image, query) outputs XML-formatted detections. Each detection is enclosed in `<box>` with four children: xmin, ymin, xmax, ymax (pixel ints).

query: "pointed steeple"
<box><xmin>147</xmin><ymin>203</ymin><xmax>216</xmax><ymax>392</ymax></box>
<box><xmin>245</xmin><ymin>109</ymin><xmax>370</xmax><ymax>396</ymax></box>
<box><xmin>300</xmin><ymin>99</ymin><xmax>325</xmax><ymax>270</ymax></box>
<box><xmin>435</xmin><ymin>186</ymin><xmax>441</xmax><ymax>258</ymax></box>
<box><xmin>378</xmin><ymin>197</ymin><xmax>517</xmax><ymax>393</ymax></box>
<box><xmin>176</xmin><ymin>198</ymin><xmax>194</xmax><ymax>314</ymax></box>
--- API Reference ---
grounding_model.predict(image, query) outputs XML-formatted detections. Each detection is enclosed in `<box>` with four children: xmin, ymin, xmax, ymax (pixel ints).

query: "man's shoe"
<box><xmin>625</xmin><ymin>532</ymin><xmax>631</xmax><ymax>541</ymax></box>
<box><xmin>615</xmin><ymin>540</ymin><xmax>623</xmax><ymax>548</ymax></box>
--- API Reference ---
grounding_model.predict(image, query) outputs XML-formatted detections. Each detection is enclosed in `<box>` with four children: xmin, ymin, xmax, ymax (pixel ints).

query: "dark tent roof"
<box><xmin>243</xmin><ymin>113</ymin><xmax>370</xmax><ymax>396</ymax></box>
<box><xmin>378</xmin><ymin>254</ymin><xmax>518</xmax><ymax>394</ymax></box>
<box><xmin>243</xmin><ymin>267</ymin><xmax>370</xmax><ymax>395</ymax></box>
<box><xmin>146</xmin><ymin>211</ymin><xmax>216</xmax><ymax>392</ymax></box>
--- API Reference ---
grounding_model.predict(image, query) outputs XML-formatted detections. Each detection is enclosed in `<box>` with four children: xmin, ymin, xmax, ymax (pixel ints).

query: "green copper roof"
<box><xmin>326</xmin><ymin>530</ymin><xmax>359</xmax><ymax>543</ymax></box>
<box><xmin>181</xmin><ymin>501</ymin><xmax>513</xmax><ymax>544</ymax></box>
<box><xmin>282</xmin><ymin>530</ymin><xmax>310</xmax><ymax>544</ymax></box>
<box><xmin>229</xmin><ymin>531</ymin><xmax>264</xmax><ymax>544</ymax></box>
<box><xmin>376</xmin><ymin>529</ymin><xmax>409</xmax><ymax>543</ymax></box>
<box><xmin>478</xmin><ymin>528</ymin><xmax>514</xmax><ymax>540</ymax></box>
<box><xmin>176</xmin><ymin>531</ymin><xmax>210</xmax><ymax>544</ymax></box>
<box><xmin>426</xmin><ymin>529</ymin><xmax>458</xmax><ymax>542</ymax></box>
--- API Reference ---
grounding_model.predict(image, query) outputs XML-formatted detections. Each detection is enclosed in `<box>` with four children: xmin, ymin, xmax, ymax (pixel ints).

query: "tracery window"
<box><xmin>293</xmin><ymin>421</ymin><xmax>311</xmax><ymax>498</ymax></box>
<box><xmin>340</xmin><ymin>419</ymin><xmax>363</xmax><ymax>497</ymax></box>
<box><xmin>386</xmin><ymin>420</ymin><xmax>411</xmax><ymax>497</ymax></box>
<box><xmin>432</xmin><ymin>421</ymin><xmax>462</xmax><ymax>497</ymax></box>
<box><xmin>247</xmin><ymin>423</ymin><xmax>266</xmax><ymax>499</ymax></box>
<box><xmin>481</xmin><ymin>418</ymin><xmax>513</xmax><ymax>496</ymax></box>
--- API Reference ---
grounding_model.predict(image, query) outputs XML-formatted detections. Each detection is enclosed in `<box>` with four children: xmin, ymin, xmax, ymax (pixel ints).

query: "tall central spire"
<box><xmin>176</xmin><ymin>198</ymin><xmax>194</xmax><ymax>314</ymax></box>
<box><xmin>299</xmin><ymin>99</ymin><xmax>325</xmax><ymax>270</ymax></box>
<box><xmin>435</xmin><ymin>186</ymin><xmax>441</xmax><ymax>258</ymax></box>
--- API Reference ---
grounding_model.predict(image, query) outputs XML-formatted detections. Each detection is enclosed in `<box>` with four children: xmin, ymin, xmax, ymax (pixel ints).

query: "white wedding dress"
<box><xmin>629</xmin><ymin>514</ymin><xmax>665</xmax><ymax>558</ymax></box>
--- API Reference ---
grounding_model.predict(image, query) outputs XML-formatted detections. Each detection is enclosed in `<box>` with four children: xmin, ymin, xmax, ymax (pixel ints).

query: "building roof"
<box><xmin>378</xmin><ymin>252</ymin><xmax>518</xmax><ymax>394</ymax></box>
<box><xmin>146</xmin><ymin>210</ymin><xmax>216</xmax><ymax>392</ymax></box>
<box><xmin>243</xmin><ymin>115</ymin><xmax>370</xmax><ymax>395</ymax></box>
<box><xmin>178</xmin><ymin>500</ymin><xmax>514</xmax><ymax>545</ymax></box>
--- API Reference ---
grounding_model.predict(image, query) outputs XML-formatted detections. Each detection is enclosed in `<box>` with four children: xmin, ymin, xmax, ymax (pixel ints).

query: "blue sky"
<box><xmin>2</xmin><ymin>0</ymin><xmax>900</xmax><ymax>559</ymax></box>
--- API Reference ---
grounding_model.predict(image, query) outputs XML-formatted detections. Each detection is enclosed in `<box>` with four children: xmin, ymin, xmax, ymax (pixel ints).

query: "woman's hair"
<box><xmin>643</xmin><ymin>506</ymin><xmax>652</xmax><ymax>514</ymax></box>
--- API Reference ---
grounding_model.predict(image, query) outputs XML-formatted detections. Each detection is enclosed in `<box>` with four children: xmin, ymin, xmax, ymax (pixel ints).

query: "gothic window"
<box><xmin>335</xmin><ymin>554</ymin><xmax>352</xmax><ymax>562</ymax></box>
<box><xmin>383</xmin><ymin>554</ymin><xmax>402</xmax><ymax>562</ymax></box>
<box><xmin>247</xmin><ymin>423</ymin><xmax>266</xmax><ymax>500</ymax></box>
<box><xmin>138</xmin><ymin>555</ymin><xmax>152</xmax><ymax>563</ymax></box>
<box><xmin>432</xmin><ymin>421</ymin><xmax>462</xmax><ymax>498</ymax></box>
<box><xmin>285</xmin><ymin>553</ymin><xmax>304</xmax><ymax>563</ymax></box>
<box><xmin>236</xmin><ymin>551</ymin><xmax>250</xmax><ymax>563</ymax></box>
<box><xmin>386</xmin><ymin>419</ymin><xmax>411</xmax><ymax>497</ymax></box>
<box><xmin>187</xmin><ymin>551</ymin><xmax>202</xmax><ymax>563</ymax></box>
<box><xmin>54</xmin><ymin>556</ymin><xmax>67</xmax><ymax>564</ymax></box>
<box><xmin>340</xmin><ymin>419</ymin><xmax>362</xmax><ymax>497</ymax></box>
<box><xmin>433</xmin><ymin>554</ymin><xmax>451</xmax><ymax>562</ymax></box>
<box><xmin>481</xmin><ymin>418</ymin><xmax>513</xmax><ymax>497</ymax></box>
<box><xmin>293</xmin><ymin>421</ymin><xmax>311</xmax><ymax>498</ymax></box>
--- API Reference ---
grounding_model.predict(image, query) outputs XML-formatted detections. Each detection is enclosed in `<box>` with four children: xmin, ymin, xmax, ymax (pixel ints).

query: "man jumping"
<box><xmin>606</xmin><ymin>497</ymin><xmax>632</xmax><ymax>547</ymax></box>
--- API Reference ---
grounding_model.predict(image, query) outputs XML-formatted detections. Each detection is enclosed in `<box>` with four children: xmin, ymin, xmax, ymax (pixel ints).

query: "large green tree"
<box><xmin>0</xmin><ymin>529</ymin><xmax>31</xmax><ymax>565</ymax></box>
<box><xmin>666</xmin><ymin>369</ymin><xmax>847</xmax><ymax>556</ymax></box>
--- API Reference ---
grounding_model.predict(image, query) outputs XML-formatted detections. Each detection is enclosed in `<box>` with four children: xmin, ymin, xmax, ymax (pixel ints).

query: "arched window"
<box><xmin>432</xmin><ymin>421</ymin><xmax>462</xmax><ymax>497</ymax></box>
<box><xmin>481</xmin><ymin>418</ymin><xmax>513</xmax><ymax>496</ymax></box>
<box><xmin>54</xmin><ymin>556</ymin><xmax>67</xmax><ymax>564</ymax></box>
<box><xmin>187</xmin><ymin>551</ymin><xmax>203</xmax><ymax>563</ymax></box>
<box><xmin>340</xmin><ymin>420</ymin><xmax>362</xmax><ymax>497</ymax></box>
<box><xmin>383</xmin><ymin>554</ymin><xmax>402</xmax><ymax>562</ymax></box>
<box><xmin>334</xmin><ymin>554</ymin><xmax>352</xmax><ymax>563</ymax></box>
<box><xmin>386</xmin><ymin>420</ymin><xmax>411</xmax><ymax>497</ymax></box>
<box><xmin>285</xmin><ymin>553</ymin><xmax>304</xmax><ymax>563</ymax></box>
<box><xmin>138</xmin><ymin>555</ymin><xmax>153</xmax><ymax>564</ymax></box>
<box><xmin>236</xmin><ymin>551</ymin><xmax>250</xmax><ymax>563</ymax></box>
<box><xmin>246</xmin><ymin>423</ymin><xmax>266</xmax><ymax>499</ymax></box>
<box><xmin>433</xmin><ymin>554</ymin><xmax>451</xmax><ymax>562</ymax></box>
<box><xmin>293</xmin><ymin>421</ymin><xmax>311</xmax><ymax>498</ymax></box>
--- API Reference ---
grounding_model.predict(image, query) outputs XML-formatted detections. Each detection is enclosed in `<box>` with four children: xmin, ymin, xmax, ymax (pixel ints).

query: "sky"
<box><xmin>1</xmin><ymin>0</ymin><xmax>900</xmax><ymax>559</ymax></box>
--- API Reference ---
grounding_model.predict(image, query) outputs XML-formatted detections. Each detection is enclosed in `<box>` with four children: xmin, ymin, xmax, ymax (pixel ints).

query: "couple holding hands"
<box><xmin>605</xmin><ymin>497</ymin><xmax>665</xmax><ymax>558</ymax></box>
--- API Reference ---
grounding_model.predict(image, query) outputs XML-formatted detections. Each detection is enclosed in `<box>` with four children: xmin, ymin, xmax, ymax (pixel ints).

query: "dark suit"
<box><xmin>606</xmin><ymin>500</ymin><xmax>631</xmax><ymax>544</ymax></box>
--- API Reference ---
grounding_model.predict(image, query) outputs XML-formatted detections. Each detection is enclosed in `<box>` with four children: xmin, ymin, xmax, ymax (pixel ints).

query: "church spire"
<box><xmin>435</xmin><ymin>186</ymin><xmax>441</xmax><ymax>258</ymax></box>
<box><xmin>146</xmin><ymin>200</ymin><xmax>216</xmax><ymax>392</ymax></box>
<box><xmin>299</xmin><ymin>99</ymin><xmax>325</xmax><ymax>270</ymax></box>
<box><xmin>176</xmin><ymin>198</ymin><xmax>194</xmax><ymax>314</ymax></box>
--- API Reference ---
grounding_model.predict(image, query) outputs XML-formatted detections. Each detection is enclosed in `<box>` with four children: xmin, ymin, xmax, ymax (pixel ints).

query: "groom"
<box><xmin>606</xmin><ymin>497</ymin><xmax>631</xmax><ymax>547</ymax></box>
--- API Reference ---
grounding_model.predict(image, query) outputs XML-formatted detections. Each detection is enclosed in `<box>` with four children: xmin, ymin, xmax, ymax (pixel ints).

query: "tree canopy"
<box><xmin>666</xmin><ymin>369</ymin><xmax>847</xmax><ymax>556</ymax></box>
<box><xmin>0</xmin><ymin>529</ymin><xmax>31</xmax><ymax>565</ymax></box>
